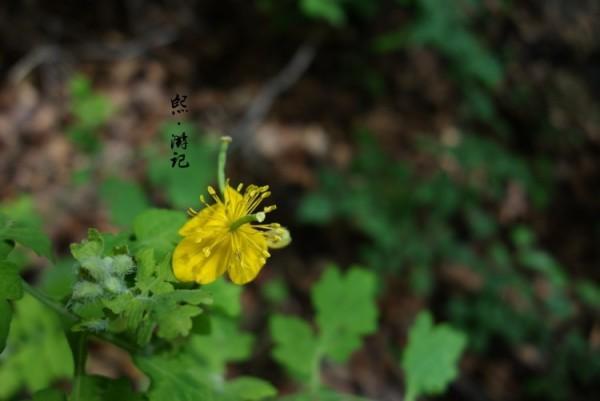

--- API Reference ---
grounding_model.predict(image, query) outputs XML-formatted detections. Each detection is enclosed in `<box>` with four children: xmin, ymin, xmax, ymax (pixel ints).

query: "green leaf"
<box><xmin>146</xmin><ymin>130</ymin><xmax>217</xmax><ymax>209</ymax></box>
<box><xmin>0</xmin><ymin>239</ymin><xmax>14</xmax><ymax>259</ymax></box>
<box><xmin>32</xmin><ymin>388</ymin><xmax>66</xmax><ymax>401</ymax></box>
<box><xmin>135</xmin><ymin>248</ymin><xmax>155</xmax><ymax>292</ymax></box>
<box><xmin>278</xmin><ymin>389</ymin><xmax>374</xmax><ymax>401</ymax></box>
<box><xmin>401</xmin><ymin>311</ymin><xmax>467</xmax><ymax>401</ymax></box>
<box><xmin>101</xmin><ymin>377</ymin><xmax>144</xmax><ymax>401</ymax></box>
<box><xmin>70</xmin><ymin>79</ymin><xmax>112</xmax><ymax>129</ymax></box>
<box><xmin>40</xmin><ymin>258</ymin><xmax>77</xmax><ymax>301</ymax></box>
<box><xmin>204</xmin><ymin>278</ymin><xmax>242</xmax><ymax>317</ymax></box>
<box><xmin>134</xmin><ymin>248</ymin><xmax>175</xmax><ymax>296</ymax></box>
<box><xmin>297</xmin><ymin>194</ymin><xmax>335</xmax><ymax>224</ymax></box>
<box><xmin>100</xmin><ymin>177</ymin><xmax>149</xmax><ymax>228</ymax></box>
<box><xmin>136</xmin><ymin>354</ymin><xmax>212</xmax><ymax>401</ymax></box>
<box><xmin>300</xmin><ymin>0</ymin><xmax>346</xmax><ymax>26</ymax></box>
<box><xmin>73</xmin><ymin>375</ymin><xmax>143</xmax><ymax>401</ymax></box>
<box><xmin>99</xmin><ymin>232</ymin><xmax>131</xmax><ymax>255</ymax></box>
<box><xmin>270</xmin><ymin>315</ymin><xmax>318</xmax><ymax>379</ymax></box>
<box><xmin>0</xmin><ymin>294</ymin><xmax>73</xmax><ymax>399</ymax></box>
<box><xmin>151</xmin><ymin>289</ymin><xmax>211</xmax><ymax>340</ymax></box>
<box><xmin>261</xmin><ymin>278</ymin><xmax>289</xmax><ymax>305</ymax></box>
<box><xmin>576</xmin><ymin>280</ymin><xmax>600</xmax><ymax>309</ymax></box>
<box><xmin>312</xmin><ymin>266</ymin><xmax>378</xmax><ymax>362</ymax></box>
<box><xmin>132</xmin><ymin>209</ymin><xmax>186</xmax><ymax>259</ymax></box>
<box><xmin>70</xmin><ymin>229</ymin><xmax>104</xmax><ymax>262</ymax></box>
<box><xmin>190</xmin><ymin>315</ymin><xmax>254</xmax><ymax>373</ymax></box>
<box><xmin>0</xmin><ymin>300</ymin><xmax>12</xmax><ymax>352</ymax></box>
<box><xmin>0</xmin><ymin>260</ymin><xmax>23</xmax><ymax>300</ymax></box>
<box><xmin>156</xmin><ymin>289</ymin><xmax>212</xmax><ymax>305</ymax></box>
<box><xmin>155</xmin><ymin>304</ymin><xmax>202</xmax><ymax>340</ymax></box>
<box><xmin>0</xmin><ymin>213</ymin><xmax>53</xmax><ymax>260</ymax></box>
<box><xmin>225</xmin><ymin>377</ymin><xmax>277</xmax><ymax>401</ymax></box>
<box><xmin>0</xmin><ymin>196</ymin><xmax>43</xmax><ymax>228</ymax></box>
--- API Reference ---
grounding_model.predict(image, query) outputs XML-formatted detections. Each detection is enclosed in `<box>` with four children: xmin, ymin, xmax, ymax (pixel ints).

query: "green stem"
<box><xmin>71</xmin><ymin>333</ymin><xmax>88</xmax><ymax>401</ymax></box>
<box><xmin>308</xmin><ymin>346</ymin><xmax>323</xmax><ymax>395</ymax></box>
<box><xmin>23</xmin><ymin>282</ymin><xmax>140</xmax><ymax>354</ymax></box>
<box><xmin>217</xmin><ymin>136</ymin><xmax>232</xmax><ymax>196</ymax></box>
<box><xmin>22</xmin><ymin>282</ymin><xmax>78</xmax><ymax>323</ymax></box>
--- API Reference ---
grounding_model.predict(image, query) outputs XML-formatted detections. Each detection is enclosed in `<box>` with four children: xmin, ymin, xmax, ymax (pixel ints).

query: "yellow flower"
<box><xmin>172</xmin><ymin>183</ymin><xmax>289</xmax><ymax>285</ymax></box>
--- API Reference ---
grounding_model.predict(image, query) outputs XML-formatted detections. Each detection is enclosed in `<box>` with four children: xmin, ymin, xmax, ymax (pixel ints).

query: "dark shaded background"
<box><xmin>0</xmin><ymin>1</ymin><xmax>599</xmax><ymax>400</ymax></box>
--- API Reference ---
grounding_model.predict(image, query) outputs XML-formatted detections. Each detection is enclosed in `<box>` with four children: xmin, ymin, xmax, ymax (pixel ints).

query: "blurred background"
<box><xmin>0</xmin><ymin>1</ymin><xmax>599</xmax><ymax>400</ymax></box>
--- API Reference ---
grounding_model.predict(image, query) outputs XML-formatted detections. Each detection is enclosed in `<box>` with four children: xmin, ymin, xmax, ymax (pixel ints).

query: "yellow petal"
<box><xmin>172</xmin><ymin>238</ymin><xmax>202</xmax><ymax>282</ymax></box>
<box><xmin>178</xmin><ymin>206</ymin><xmax>216</xmax><ymax>236</ymax></box>
<box><xmin>224</xmin><ymin>185</ymin><xmax>246</xmax><ymax>219</ymax></box>
<box><xmin>193</xmin><ymin>239</ymin><xmax>230</xmax><ymax>284</ymax></box>
<box><xmin>227</xmin><ymin>226</ymin><xmax>269</xmax><ymax>285</ymax></box>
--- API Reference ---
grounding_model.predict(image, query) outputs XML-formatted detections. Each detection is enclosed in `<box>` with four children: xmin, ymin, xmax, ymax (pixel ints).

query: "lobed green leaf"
<box><xmin>312</xmin><ymin>266</ymin><xmax>378</xmax><ymax>362</ymax></box>
<box><xmin>270</xmin><ymin>315</ymin><xmax>318</xmax><ymax>380</ymax></box>
<box><xmin>401</xmin><ymin>311</ymin><xmax>467</xmax><ymax>401</ymax></box>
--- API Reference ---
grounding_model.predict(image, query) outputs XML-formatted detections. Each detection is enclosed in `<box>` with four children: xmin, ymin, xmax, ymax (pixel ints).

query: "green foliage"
<box><xmin>74</xmin><ymin>375</ymin><xmax>144</xmax><ymax>401</ymax></box>
<box><xmin>204</xmin><ymin>277</ymin><xmax>243</xmax><ymax>317</ymax></box>
<box><xmin>0</xmin><ymin>239</ymin><xmax>13</xmax><ymax>260</ymax></box>
<box><xmin>373</xmin><ymin>0</ymin><xmax>502</xmax><ymax>120</ymax></box>
<box><xmin>68</xmin><ymin>74</ymin><xmax>113</xmax><ymax>153</ymax></box>
<box><xmin>297</xmin><ymin>131</ymin><xmax>590</xmax><ymax>397</ymax></box>
<box><xmin>137</xmin><ymin>351</ymin><xmax>277</xmax><ymax>401</ymax></box>
<box><xmin>136</xmin><ymin>353</ymin><xmax>214</xmax><ymax>401</ymax></box>
<box><xmin>300</xmin><ymin>0</ymin><xmax>346</xmax><ymax>25</ymax></box>
<box><xmin>0</xmin><ymin>260</ymin><xmax>23</xmax><ymax>301</ymax></box>
<box><xmin>189</xmin><ymin>315</ymin><xmax>254</xmax><ymax>373</ymax></box>
<box><xmin>146</xmin><ymin>123</ymin><xmax>218</xmax><ymax>209</ymax></box>
<box><xmin>68</xmin><ymin>229</ymin><xmax>212</xmax><ymax>344</ymax></box>
<box><xmin>100</xmin><ymin>177</ymin><xmax>150</xmax><ymax>228</ymax></box>
<box><xmin>32</xmin><ymin>388</ymin><xmax>67</xmax><ymax>401</ymax></box>
<box><xmin>40</xmin><ymin>258</ymin><xmax>77</xmax><ymax>301</ymax></box>
<box><xmin>401</xmin><ymin>311</ymin><xmax>467</xmax><ymax>401</ymax></box>
<box><xmin>409</xmin><ymin>0</ymin><xmax>501</xmax><ymax>87</ymax></box>
<box><xmin>575</xmin><ymin>280</ymin><xmax>600</xmax><ymax>309</ymax></box>
<box><xmin>0</xmin><ymin>294</ymin><xmax>73</xmax><ymax>399</ymax></box>
<box><xmin>271</xmin><ymin>315</ymin><xmax>319</xmax><ymax>379</ymax></box>
<box><xmin>0</xmin><ymin>196</ymin><xmax>43</xmax><ymax>228</ymax></box>
<box><xmin>312</xmin><ymin>267</ymin><xmax>378</xmax><ymax>362</ymax></box>
<box><xmin>132</xmin><ymin>209</ymin><xmax>187</xmax><ymax>259</ymax></box>
<box><xmin>296</xmin><ymin>0</ymin><xmax>378</xmax><ymax>25</ymax></box>
<box><xmin>261</xmin><ymin>277</ymin><xmax>290</xmax><ymax>306</ymax></box>
<box><xmin>136</xmin><ymin>274</ymin><xmax>274</xmax><ymax>401</ymax></box>
<box><xmin>0</xmin><ymin>212</ymin><xmax>53</xmax><ymax>261</ymax></box>
<box><xmin>0</xmin><ymin>300</ymin><xmax>11</xmax><ymax>352</ymax></box>
<box><xmin>226</xmin><ymin>377</ymin><xmax>278</xmax><ymax>401</ymax></box>
<box><xmin>278</xmin><ymin>389</ymin><xmax>374</xmax><ymax>401</ymax></box>
<box><xmin>0</xmin><ymin>210</ymin><xmax>39</xmax><ymax>364</ymax></box>
<box><xmin>270</xmin><ymin>265</ymin><xmax>378</xmax><ymax>393</ymax></box>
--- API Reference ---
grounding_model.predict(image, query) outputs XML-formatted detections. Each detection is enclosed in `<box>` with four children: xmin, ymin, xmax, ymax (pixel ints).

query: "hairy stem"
<box><xmin>308</xmin><ymin>346</ymin><xmax>323</xmax><ymax>395</ymax></box>
<box><xmin>23</xmin><ymin>282</ymin><xmax>140</xmax><ymax>354</ymax></box>
<box><xmin>218</xmin><ymin>136</ymin><xmax>232</xmax><ymax>196</ymax></box>
<box><xmin>71</xmin><ymin>333</ymin><xmax>88</xmax><ymax>401</ymax></box>
<box><xmin>22</xmin><ymin>282</ymin><xmax>78</xmax><ymax>323</ymax></box>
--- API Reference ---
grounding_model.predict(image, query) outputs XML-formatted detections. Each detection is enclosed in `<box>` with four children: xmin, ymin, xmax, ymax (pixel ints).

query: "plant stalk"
<box><xmin>218</xmin><ymin>136</ymin><xmax>232</xmax><ymax>196</ymax></box>
<box><xmin>71</xmin><ymin>333</ymin><xmax>88</xmax><ymax>401</ymax></box>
